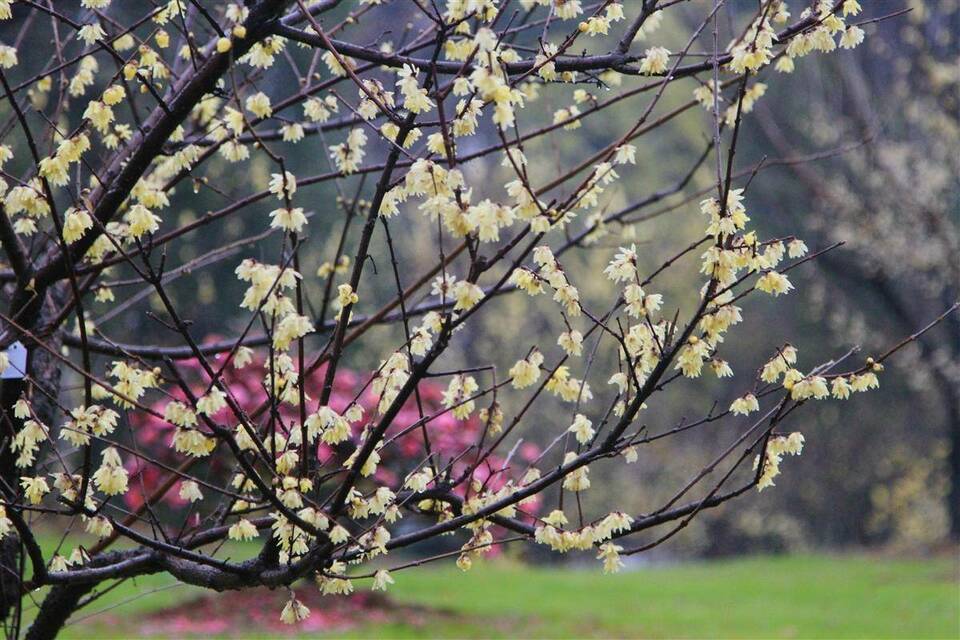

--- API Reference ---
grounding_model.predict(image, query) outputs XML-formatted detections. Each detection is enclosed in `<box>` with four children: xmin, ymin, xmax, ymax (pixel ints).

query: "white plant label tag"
<box><xmin>0</xmin><ymin>341</ymin><xmax>27</xmax><ymax>379</ymax></box>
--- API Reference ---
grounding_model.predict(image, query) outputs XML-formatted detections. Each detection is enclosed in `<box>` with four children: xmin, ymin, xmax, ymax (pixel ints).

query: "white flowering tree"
<box><xmin>0</xmin><ymin>0</ymin><xmax>952</xmax><ymax>637</ymax></box>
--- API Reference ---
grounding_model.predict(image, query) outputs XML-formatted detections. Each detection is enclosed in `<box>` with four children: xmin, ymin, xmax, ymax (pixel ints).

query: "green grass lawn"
<box><xmin>45</xmin><ymin>553</ymin><xmax>958</xmax><ymax>639</ymax></box>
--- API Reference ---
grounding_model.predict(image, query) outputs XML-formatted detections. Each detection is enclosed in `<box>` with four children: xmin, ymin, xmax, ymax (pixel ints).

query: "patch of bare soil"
<box><xmin>135</xmin><ymin>585</ymin><xmax>451</xmax><ymax>637</ymax></box>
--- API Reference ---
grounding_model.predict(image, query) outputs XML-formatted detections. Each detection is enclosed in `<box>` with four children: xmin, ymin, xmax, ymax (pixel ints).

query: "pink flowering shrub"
<box><xmin>125</xmin><ymin>350</ymin><xmax>540</xmax><ymax>515</ymax></box>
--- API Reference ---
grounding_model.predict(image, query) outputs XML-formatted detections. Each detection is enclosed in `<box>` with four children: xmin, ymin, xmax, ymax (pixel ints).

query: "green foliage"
<box><xmin>54</xmin><ymin>554</ymin><xmax>959</xmax><ymax>639</ymax></box>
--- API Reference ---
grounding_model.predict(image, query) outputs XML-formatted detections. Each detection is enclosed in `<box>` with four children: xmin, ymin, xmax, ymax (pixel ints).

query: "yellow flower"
<box><xmin>172</xmin><ymin>428</ymin><xmax>216</xmax><ymax>457</ymax></box>
<box><xmin>85</xmin><ymin>516</ymin><xmax>113</xmax><ymax>538</ymax></box>
<box><xmin>509</xmin><ymin>351</ymin><xmax>543</xmax><ymax>389</ymax></box>
<box><xmin>561</xmin><ymin>452</ymin><xmax>590</xmax><ymax>492</ymax></box>
<box><xmin>509</xmin><ymin>268</ymin><xmax>544</xmax><ymax>296</ymax></box>
<box><xmin>268</xmin><ymin>207</ymin><xmax>307</xmax><ymax>233</ymax></box>
<box><xmin>396</xmin><ymin>64</ymin><xmax>434</xmax><ymax>113</ymax></box>
<box><xmin>328</xmin><ymin>524</ymin><xmax>350</xmax><ymax>544</ymax></box>
<box><xmin>83</xmin><ymin>100</ymin><xmax>114</xmax><ymax>132</ymax></box>
<box><xmin>268</xmin><ymin>171</ymin><xmax>297</xmax><ymax>200</ymax></box>
<box><xmin>20</xmin><ymin>476</ymin><xmax>49</xmax><ymax>504</ymax></box>
<box><xmin>568</xmin><ymin>414</ymin><xmax>594</xmax><ymax>445</ymax></box>
<box><xmin>604</xmin><ymin>245</ymin><xmax>638</xmax><ymax>282</ymax></box>
<box><xmin>280</xmin><ymin>597</ymin><xmax>310</xmax><ymax>625</ymax></box>
<box><xmin>13</xmin><ymin>398</ymin><xmax>29</xmax><ymax>419</ymax></box>
<box><xmin>92</xmin><ymin>447</ymin><xmax>128</xmax><ymax>496</ymax></box>
<box><xmin>322</xmin><ymin>50</ymin><xmax>354</xmax><ymax>76</ymax></box>
<box><xmin>303</xmin><ymin>96</ymin><xmax>336</xmax><ymax>122</ymax></box>
<box><xmin>196</xmin><ymin>387</ymin><xmax>226</xmax><ymax>416</ymax></box>
<box><xmin>790</xmin><ymin>375</ymin><xmax>829</xmax><ymax>400</ymax></box>
<box><xmin>558</xmin><ymin>330</ymin><xmax>583</xmax><ymax>357</ymax></box>
<box><xmin>839</xmin><ymin>26</ymin><xmax>865</xmax><ymax>50</ymax></box>
<box><xmin>245</xmin><ymin>91</ymin><xmax>272</xmax><ymax>119</ymax></box>
<box><xmin>730</xmin><ymin>393</ymin><xmax>759</xmax><ymax>416</ymax></box>
<box><xmin>0</xmin><ymin>45</ymin><xmax>17</xmax><ymax>68</ymax></box>
<box><xmin>126</xmin><ymin>204</ymin><xmax>160</xmax><ymax>238</ymax></box>
<box><xmin>831</xmin><ymin>376</ymin><xmax>852</xmax><ymax>400</ymax></box>
<box><xmin>273</xmin><ymin>313</ymin><xmax>312</xmax><ymax>351</ymax></box>
<box><xmin>451</xmin><ymin>281</ymin><xmax>484</xmax><ymax>311</ymax></box>
<box><xmin>78</xmin><ymin>23</ymin><xmax>106</xmax><ymax>45</ymax></box>
<box><xmin>38</xmin><ymin>156</ymin><xmax>69</xmax><ymax>186</ymax></box>
<box><xmin>63</xmin><ymin>208</ymin><xmax>93</xmax><ymax>243</ymax></box>
<box><xmin>372</xmin><ymin>569</ymin><xmax>394</xmax><ymax>591</ymax></box>
<box><xmin>442</xmin><ymin>375</ymin><xmax>479</xmax><ymax>420</ymax></box>
<box><xmin>598</xmin><ymin>542</ymin><xmax>624</xmax><ymax>573</ymax></box>
<box><xmin>228</xmin><ymin>518</ymin><xmax>258</xmax><ymax>541</ymax></box>
<box><xmin>337</xmin><ymin>283</ymin><xmax>359</xmax><ymax>307</ymax></box>
<box><xmin>849</xmin><ymin>372</ymin><xmax>879</xmax><ymax>392</ymax></box>
<box><xmin>329</xmin><ymin>129</ymin><xmax>368</xmax><ymax>174</ymax></box>
<box><xmin>49</xmin><ymin>555</ymin><xmax>68</xmax><ymax>572</ymax></box>
<box><xmin>179</xmin><ymin>480</ymin><xmax>203</xmax><ymax>502</ymax></box>
<box><xmin>639</xmin><ymin>47</ymin><xmax>670</xmax><ymax>75</ymax></box>
<box><xmin>281</xmin><ymin>123</ymin><xmax>304</xmax><ymax>143</ymax></box>
<box><xmin>164</xmin><ymin>401</ymin><xmax>197</xmax><ymax>428</ymax></box>
<box><xmin>756</xmin><ymin>271</ymin><xmax>793</xmax><ymax>296</ymax></box>
<box><xmin>757</xmin><ymin>432</ymin><xmax>805</xmax><ymax>491</ymax></box>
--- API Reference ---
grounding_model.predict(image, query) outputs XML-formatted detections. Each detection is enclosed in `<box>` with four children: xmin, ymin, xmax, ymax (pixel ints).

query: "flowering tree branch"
<box><xmin>0</xmin><ymin>0</ymin><xmax>948</xmax><ymax>637</ymax></box>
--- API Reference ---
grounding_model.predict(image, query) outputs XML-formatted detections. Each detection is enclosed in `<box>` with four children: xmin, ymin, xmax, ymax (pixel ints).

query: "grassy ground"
<box><xmin>43</xmin><ymin>553</ymin><xmax>958</xmax><ymax>639</ymax></box>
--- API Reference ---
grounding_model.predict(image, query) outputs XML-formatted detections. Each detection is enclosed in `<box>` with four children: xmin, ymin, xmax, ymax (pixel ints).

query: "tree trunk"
<box><xmin>0</xmin><ymin>283</ymin><xmax>69</xmax><ymax>627</ymax></box>
<box><xmin>946</xmin><ymin>381</ymin><xmax>960</xmax><ymax>541</ymax></box>
<box><xmin>0</xmin><ymin>375</ymin><xmax>25</xmax><ymax>625</ymax></box>
<box><xmin>23</xmin><ymin>583</ymin><xmax>94</xmax><ymax>640</ymax></box>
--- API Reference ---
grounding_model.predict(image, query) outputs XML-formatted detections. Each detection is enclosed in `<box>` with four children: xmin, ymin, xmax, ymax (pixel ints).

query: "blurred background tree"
<box><xmin>746</xmin><ymin>0</ymin><xmax>959</xmax><ymax>547</ymax></box>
